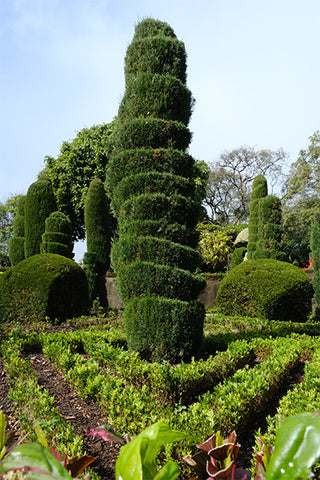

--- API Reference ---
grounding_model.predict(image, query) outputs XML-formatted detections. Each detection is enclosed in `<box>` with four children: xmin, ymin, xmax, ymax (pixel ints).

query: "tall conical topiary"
<box><xmin>40</xmin><ymin>211</ymin><xmax>73</xmax><ymax>258</ymax></box>
<box><xmin>24</xmin><ymin>177</ymin><xmax>57</xmax><ymax>258</ymax></box>
<box><xmin>83</xmin><ymin>178</ymin><xmax>110</xmax><ymax>307</ymax></box>
<box><xmin>255</xmin><ymin>194</ymin><xmax>283</xmax><ymax>259</ymax></box>
<box><xmin>310</xmin><ymin>219</ymin><xmax>320</xmax><ymax>317</ymax></box>
<box><xmin>106</xmin><ymin>18</ymin><xmax>205</xmax><ymax>363</ymax></box>
<box><xmin>8</xmin><ymin>195</ymin><xmax>26</xmax><ymax>265</ymax></box>
<box><xmin>247</xmin><ymin>174</ymin><xmax>268</xmax><ymax>259</ymax></box>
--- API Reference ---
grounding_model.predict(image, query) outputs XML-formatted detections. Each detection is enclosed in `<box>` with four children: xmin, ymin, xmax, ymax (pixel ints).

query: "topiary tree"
<box><xmin>310</xmin><ymin>219</ymin><xmax>320</xmax><ymax>316</ymax></box>
<box><xmin>83</xmin><ymin>178</ymin><xmax>111</xmax><ymax>307</ymax></box>
<box><xmin>0</xmin><ymin>254</ymin><xmax>89</xmax><ymax>322</ymax></box>
<box><xmin>40</xmin><ymin>211</ymin><xmax>73</xmax><ymax>258</ymax></box>
<box><xmin>247</xmin><ymin>174</ymin><xmax>268</xmax><ymax>259</ymax></box>
<box><xmin>230</xmin><ymin>247</ymin><xmax>247</xmax><ymax>269</ymax></box>
<box><xmin>24</xmin><ymin>177</ymin><xmax>57</xmax><ymax>258</ymax></box>
<box><xmin>106</xmin><ymin>18</ymin><xmax>205</xmax><ymax>363</ymax></box>
<box><xmin>255</xmin><ymin>194</ymin><xmax>283</xmax><ymax>260</ymax></box>
<box><xmin>216</xmin><ymin>258</ymin><xmax>313</xmax><ymax>322</ymax></box>
<box><xmin>8</xmin><ymin>195</ymin><xmax>26</xmax><ymax>265</ymax></box>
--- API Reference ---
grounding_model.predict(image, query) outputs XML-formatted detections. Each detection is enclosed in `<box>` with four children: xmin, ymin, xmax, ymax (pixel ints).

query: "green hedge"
<box><xmin>111</xmin><ymin>118</ymin><xmax>191</xmax><ymax>151</ymax></box>
<box><xmin>111</xmin><ymin>235</ymin><xmax>201</xmax><ymax>272</ymax></box>
<box><xmin>0</xmin><ymin>254</ymin><xmax>89</xmax><ymax>322</ymax></box>
<box><xmin>112</xmin><ymin>172</ymin><xmax>195</xmax><ymax>216</ymax></box>
<box><xmin>118</xmin><ymin>73</ymin><xmax>192</xmax><ymax>125</ymax></box>
<box><xmin>118</xmin><ymin>193</ymin><xmax>200</xmax><ymax>228</ymax></box>
<box><xmin>119</xmin><ymin>220</ymin><xmax>199</xmax><ymax>248</ymax></box>
<box><xmin>216</xmin><ymin>258</ymin><xmax>313</xmax><ymax>322</ymax></box>
<box><xmin>117</xmin><ymin>261</ymin><xmax>205</xmax><ymax>302</ymax></box>
<box><xmin>124</xmin><ymin>296</ymin><xmax>205</xmax><ymax>363</ymax></box>
<box><xmin>106</xmin><ymin>148</ymin><xmax>194</xmax><ymax>194</ymax></box>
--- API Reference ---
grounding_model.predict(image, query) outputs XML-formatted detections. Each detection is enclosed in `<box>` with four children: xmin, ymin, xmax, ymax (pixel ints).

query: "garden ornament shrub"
<box><xmin>40</xmin><ymin>211</ymin><xmax>73</xmax><ymax>258</ymax></box>
<box><xmin>247</xmin><ymin>174</ymin><xmax>267</xmax><ymax>259</ymax></box>
<box><xmin>24</xmin><ymin>176</ymin><xmax>57</xmax><ymax>258</ymax></box>
<box><xmin>106</xmin><ymin>18</ymin><xmax>205</xmax><ymax>363</ymax></box>
<box><xmin>216</xmin><ymin>258</ymin><xmax>312</xmax><ymax>322</ymax></box>
<box><xmin>255</xmin><ymin>194</ymin><xmax>284</xmax><ymax>260</ymax></box>
<box><xmin>0</xmin><ymin>253</ymin><xmax>89</xmax><ymax>322</ymax></box>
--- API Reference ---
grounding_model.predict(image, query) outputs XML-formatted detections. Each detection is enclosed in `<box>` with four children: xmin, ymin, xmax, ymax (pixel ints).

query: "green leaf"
<box><xmin>0</xmin><ymin>411</ymin><xmax>6</xmax><ymax>455</ymax></box>
<box><xmin>153</xmin><ymin>460</ymin><xmax>180</xmax><ymax>480</ymax></box>
<box><xmin>0</xmin><ymin>443</ymin><xmax>73</xmax><ymax>480</ymax></box>
<box><xmin>266</xmin><ymin>413</ymin><xmax>320</xmax><ymax>480</ymax></box>
<box><xmin>116</xmin><ymin>422</ymin><xmax>190</xmax><ymax>480</ymax></box>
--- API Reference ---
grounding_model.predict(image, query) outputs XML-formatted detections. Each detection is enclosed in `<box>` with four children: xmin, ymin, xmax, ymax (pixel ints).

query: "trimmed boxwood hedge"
<box><xmin>124</xmin><ymin>296</ymin><xmax>205</xmax><ymax>363</ymax></box>
<box><xmin>0</xmin><ymin>254</ymin><xmax>89</xmax><ymax>322</ymax></box>
<box><xmin>111</xmin><ymin>235</ymin><xmax>202</xmax><ymax>272</ymax></box>
<box><xmin>216</xmin><ymin>258</ymin><xmax>313</xmax><ymax>322</ymax></box>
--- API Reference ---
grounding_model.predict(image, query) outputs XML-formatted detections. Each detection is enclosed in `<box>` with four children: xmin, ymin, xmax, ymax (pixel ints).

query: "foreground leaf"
<box><xmin>266</xmin><ymin>413</ymin><xmax>320</xmax><ymax>480</ymax></box>
<box><xmin>116</xmin><ymin>422</ymin><xmax>190</xmax><ymax>480</ymax></box>
<box><xmin>0</xmin><ymin>443</ymin><xmax>73</xmax><ymax>479</ymax></box>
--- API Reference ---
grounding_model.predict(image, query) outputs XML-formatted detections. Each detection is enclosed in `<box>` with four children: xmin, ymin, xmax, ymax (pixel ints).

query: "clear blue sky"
<box><xmin>1</xmin><ymin>0</ymin><xmax>319</xmax><ymax>258</ymax></box>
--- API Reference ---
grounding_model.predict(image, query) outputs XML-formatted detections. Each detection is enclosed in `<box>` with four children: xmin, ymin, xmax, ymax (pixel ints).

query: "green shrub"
<box><xmin>24</xmin><ymin>177</ymin><xmax>57</xmax><ymax>258</ymax></box>
<box><xmin>106</xmin><ymin>19</ymin><xmax>204</xmax><ymax>362</ymax></box>
<box><xmin>311</xmin><ymin>220</ymin><xmax>320</xmax><ymax>315</ymax></box>
<box><xmin>0</xmin><ymin>254</ymin><xmax>89</xmax><ymax>322</ymax></box>
<box><xmin>247</xmin><ymin>174</ymin><xmax>267</xmax><ymax>259</ymax></box>
<box><xmin>40</xmin><ymin>211</ymin><xmax>73</xmax><ymax>258</ymax></box>
<box><xmin>230</xmin><ymin>247</ymin><xmax>247</xmax><ymax>269</ymax></box>
<box><xmin>124</xmin><ymin>296</ymin><xmax>205</xmax><ymax>363</ymax></box>
<box><xmin>8</xmin><ymin>195</ymin><xmax>26</xmax><ymax>266</ymax></box>
<box><xmin>216</xmin><ymin>258</ymin><xmax>312</xmax><ymax>322</ymax></box>
<box><xmin>255</xmin><ymin>194</ymin><xmax>283</xmax><ymax>260</ymax></box>
<box><xmin>197</xmin><ymin>224</ymin><xmax>234</xmax><ymax>273</ymax></box>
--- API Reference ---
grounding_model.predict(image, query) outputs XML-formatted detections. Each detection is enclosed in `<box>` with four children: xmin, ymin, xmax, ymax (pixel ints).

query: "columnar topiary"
<box><xmin>8</xmin><ymin>195</ymin><xmax>26</xmax><ymax>265</ymax></box>
<box><xmin>83</xmin><ymin>178</ymin><xmax>111</xmax><ymax>307</ymax></box>
<box><xmin>310</xmin><ymin>219</ymin><xmax>320</xmax><ymax>316</ymax></box>
<box><xmin>255</xmin><ymin>194</ymin><xmax>283</xmax><ymax>260</ymax></box>
<box><xmin>40</xmin><ymin>211</ymin><xmax>73</xmax><ymax>258</ymax></box>
<box><xmin>247</xmin><ymin>174</ymin><xmax>268</xmax><ymax>259</ymax></box>
<box><xmin>24</xmin><ymin>177</ymin><xmax>57</xmax><ymax>258</ymax></box>
<box><xmin>106</xmin><ymin>18</ymin><xmax>205</xmax><ymax>363</ymax></box>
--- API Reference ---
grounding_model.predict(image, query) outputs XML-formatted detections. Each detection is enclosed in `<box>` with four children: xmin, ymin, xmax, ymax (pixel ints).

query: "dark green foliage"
<box><xmin>255</xmin><ymin>195</ymin><xmax>283</xmax><ymax>260</ymax></box>
<box><xmin>124</xmin><ymin>296</ymin><xmax>205</xmax><ymax>363</ymax></box>
<box><xmin>118</xmin><ymin>73</ymin><xmax>192</xmax><ymax>125</ymax></box>
<box><xmin>106</xmin><ymin>148</ymin><xmax>194</xmax><ymax>194</ymax></box>
<box><xmin>230</xmin><ymin>247</ymin><xmax>247</xmax><ymax>269</ymax></box>
<box><xmin>8</xmin><ymin>196</ymin><xmax>26</xmax><ymax>266</ymax></box>
<box><xmin>216</xmin><ymin>259</ymin><xmax>312</xmax><ymax>322</ymax></box>
<box><xmin>84</xmin><ymin>178</ymin><xmax>110</xmax><ymax>270</ymax></box>
<box><xmin>24</xmin><ymin>177</ymin><xmax>57</xmax><ymax>258</ymax></box>
<box><xmin>311</xmin><ymin>220</ymin><xmax>320</xmax><ymax>314</ymax></box>
<box><xmin>0</xmin><ymin>254</ymin><xmax>89</xmax><ymax>322</ymax></box>
<box><xmin>82</xmin><ymin>252</ymin><xmax>107</xmax><ymax>308</ymax></box>
<box><xmin>117</xmin><ymin>261</ymin><xmax>205</xmax><ymax>302</ymax></box>
<box><xmin>119</xmin><ymin>220</ymin><xmax>199</xmax><ymax>249</ymax></box>
<box><xmin>8</xmin><ymin>237</ymin><xmax>25</xmax><ymax>266</ymax></box>
<box><xmin>111</xmin><ymin>118</ymin><xmax>191</xmax><ymax>151</ymax></box>
<box><xmin>111</xmin><ymin>235</ymin><xmax>202</xmax><ymax>272</ymax></box>
<box><xmin>106</xmin><ymin>19</ymin><xmax>204</xmax><ymax>362</ymax></box>
<box><xmin>40</xmin><ymin>211</ymin><xmax>73</xmax><ymax>258</ymax></box>
<box><xmin>247</xmin><ymin>174</ymin><xmax>267</xmax><ymax>259</ymax></box>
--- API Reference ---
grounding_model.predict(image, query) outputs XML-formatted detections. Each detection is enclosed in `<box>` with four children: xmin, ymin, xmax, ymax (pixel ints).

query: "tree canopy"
<box><xmin>204</xmin><ymin>146</ymin><xmax>288</xmax><ymax>225</ymax></box>
<box><xmin>42</xmin><ymin>122</ymin><xmax>115</xmax><ymax>241</ymax></box>
<box><xmin>0</xmin><ymin>194</ymin><xmax>24</xmax><ymax>266</ymax></box>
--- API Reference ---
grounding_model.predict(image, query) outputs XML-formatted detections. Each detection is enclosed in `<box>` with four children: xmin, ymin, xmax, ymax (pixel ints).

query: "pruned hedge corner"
<box><xmin>0</xmin><ymin>254</ymin><xmax>89</xmax><ymax>323</ymax></box>
<box><xmin>216</xmin><ymin>258</ymin><xmax>313</xmax><ymax>322</ymax></box>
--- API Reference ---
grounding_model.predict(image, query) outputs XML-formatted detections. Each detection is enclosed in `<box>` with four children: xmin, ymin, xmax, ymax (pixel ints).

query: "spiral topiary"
<box><xmin>40</xmin><ymin>211</ymin><xmax>73</xmax><ymax>258</ymax></box>
<box><xmin>106</xmin><ymin>18</ymin><xmax>205</xmax><ymax>363</ymax></box>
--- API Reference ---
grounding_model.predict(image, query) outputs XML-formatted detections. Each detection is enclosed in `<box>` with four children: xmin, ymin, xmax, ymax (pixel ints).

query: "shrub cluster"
<box><xmin>0</xmin><ymin>254</ymin><xmax>89</xmax><ymax>322</ymax></box>
<box><xmin>106</xmin><ymin>18</ymin><xmax>204</xmax><ymax>362</ymax></box>
<box><xmin>216</xmin><ymin>258</ymin><xmax>313</xmax><ymax>322</ymax></box>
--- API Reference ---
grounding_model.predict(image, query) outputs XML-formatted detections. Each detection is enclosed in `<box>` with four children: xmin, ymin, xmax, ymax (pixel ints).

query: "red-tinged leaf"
<box><xmin>198</xmin><ymin>434</ymin><xmax>216</xmax><ymax>453</ymax></box>
<box><xmin>66</xmin><ymin>455</ymin><xmax>96</xmax><ymax>477</ymax></box>
<box><xmin>207</xmin><ymin>459</ymin><xmax>234</xmax><ymax>479</ymax></box>
<box><xmin>233</xmin><ymin>466</ymin><xmax>251</xmax><ymax>480</ymax></box>
<box><xmin>49</xmin><ymin>447</ymin><xmax>62</xmax><ymax>463</ymax></box>
<box><xmin>88</xmin><ymin>429</ymin><xmax>123</xmax><ymax>443</ymax></box>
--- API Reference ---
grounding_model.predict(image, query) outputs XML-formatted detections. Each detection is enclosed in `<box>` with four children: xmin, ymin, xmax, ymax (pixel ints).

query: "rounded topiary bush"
<box><xmin>216</xmin><ymin>258</ymin><xmax>313</xmax><ymax>322</ymax></box>
<box><xmin>0</xmin><ymin>254</ymin><xmax>89</xmax><ymax>322</ymax></box>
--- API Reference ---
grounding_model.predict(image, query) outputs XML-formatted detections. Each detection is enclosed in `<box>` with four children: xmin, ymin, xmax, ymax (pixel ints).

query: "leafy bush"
<box><xmin>0</xmin><ymin>254</ymin><xmax>89</xmax><ymax>322</ymax></box>
<box><xmin>24</xmin><ymin>177</ymin><xmax>57</xmax><ymax>258</ymax></box>
<box><xmin>197</xmin><ymin>223</ymin><xmax>234</xmax><ymax>273</ymax></box>
<box><xmin>216</xmin><ymin>258</ymin><xmax>312</xmax><ymax>322</ymax></box>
